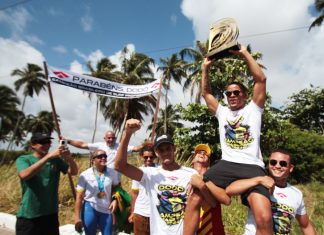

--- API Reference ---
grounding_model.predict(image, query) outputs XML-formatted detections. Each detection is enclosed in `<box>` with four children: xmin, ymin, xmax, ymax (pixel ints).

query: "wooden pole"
<box><xmin>150</xmin><ymin>77</ymin><xmax>164</xmax><ymax>142</ymax></box>
<box><xmin>43</xmin><ymin>62</ymin><xmax>76</xmax><ymax>200</ymax></box>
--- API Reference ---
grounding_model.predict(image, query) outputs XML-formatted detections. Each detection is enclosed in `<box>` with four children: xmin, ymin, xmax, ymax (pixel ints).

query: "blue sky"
<box><xmin>0</xmin><ymin>0</ymin><xmax>323</xmax><ymax>150</ymax></box>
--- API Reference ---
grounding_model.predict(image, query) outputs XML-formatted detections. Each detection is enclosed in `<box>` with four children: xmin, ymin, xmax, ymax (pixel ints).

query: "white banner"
<box><xmin>47</xmin><ymin>65</ymin><xmax>161</xmax><ymax>99</ymax></box>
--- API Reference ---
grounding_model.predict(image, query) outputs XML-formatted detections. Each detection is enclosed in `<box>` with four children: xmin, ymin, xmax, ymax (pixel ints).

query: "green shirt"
<box><xmin>16</xmin><ymin>154</ymin><xmax>69</xmax><ymax>219</ymax></box>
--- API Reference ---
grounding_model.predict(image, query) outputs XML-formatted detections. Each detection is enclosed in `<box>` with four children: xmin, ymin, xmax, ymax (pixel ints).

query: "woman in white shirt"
<box><xmin>74</xmin><ymin>149</ymin><xmax>119</xmax><ymax>235</ymax></box>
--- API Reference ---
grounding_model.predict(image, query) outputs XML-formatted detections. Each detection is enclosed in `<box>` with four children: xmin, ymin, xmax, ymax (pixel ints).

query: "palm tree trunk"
<box><xmin>91</xmin><ymin>98</ymin><xmax>99</xmax><ymax>143</ymax></box>
<box><xmin>118</xmin><ymin>103</ymin><xmax>129</xmax><ymax>142</ymax></box>
<box><xmin>164</xmin><ymin>79</ymin><xmax>170</xmax><ymax>134</ymax></box>
<box><xmin>151</xmin><ymin>77</ymin><xmax>164</xmax><ymax>141</ymax></box>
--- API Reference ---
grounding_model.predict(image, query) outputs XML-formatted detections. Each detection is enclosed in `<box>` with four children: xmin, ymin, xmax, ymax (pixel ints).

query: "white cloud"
<box><xmin>69</xmin><ymin>60</ymin><xmax>85</xmax><ymax>74</ymax></box>
<box><xmin>53</xmin><ymin>45</ymin><xmax>67</xmax><ymax>54</ymax></box>
<box><xmin>25</xmin><ymin>34</ymin><xmax>44</xmax><ymax>45</ymax></box>
<box><xmin>80</xmin><ymin>6</ymin><xmax>93</xmax><ymax>32</ymax></box>
<box><xmin>0</xmin><ymin>7</ymin><xmax>45</xmax><ymax>46</ymax></box>
<box><xmin>73</xmin><ymin>48</ymin><xmax>88</xmax><ymax>60</ymax></box>
<box><xmin>180</xmin><ymin>0</ymin><xmax>323</xmax><ymax>105</ymax></box>
<box><xmin>0</xmin><ymin>38</ymin><xmax>44</xmax><ymax>89</ymax></box>
<box><xmin>48</xmin><ymin>7</ymin><xmax>62</xmax><ymax>16</ymax></box>
<box><xmin>0</xmin><ymin>7</ymin><xmax>31</xmax><ymax>39</ymax></box>
<box><xmin>109</xmin><ymin>43</ymin><xmax>135</xmax><ymax>71</ymax></box>
<box><xmin>171</xmin><ymin>14</ymin><xmax>177</xmax><ymax>26</ymax></box>
<box><xmin>87</xmin><ymin>50</ymin><xmax>105</xmax><ymax>68</ymax></box>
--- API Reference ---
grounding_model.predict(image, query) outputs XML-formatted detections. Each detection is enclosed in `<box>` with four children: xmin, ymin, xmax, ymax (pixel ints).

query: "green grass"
<box><xmin>1</xmin><ymin>155</ymin><xmax>323</xmax><ymax>234</ymax></box>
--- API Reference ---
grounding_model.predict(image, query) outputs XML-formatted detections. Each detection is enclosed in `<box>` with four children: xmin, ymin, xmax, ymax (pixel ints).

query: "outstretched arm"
<box><xmin>201</xmin><ymin>57</ymin><xmax>219</xmax><ymax>115</ymax></box>
<box><xmin>18</xmin><ymin>147</ymin><xmax>63</xmax><ymax>180</ymax></box>
<box><xmin>65</xmin><ymin>136</ymin><xmax>89</xmax><ymax>149</ymax></box>
<box><xmin>114</xmin><ymin>119</ymin><xmax>143</xmax><ymax>182</ymax></box>
<box><xmin>296</xmin><ymin>214</ymin><xmax>317</xmax><ymax>235</ymax></box>
<box><xmin>231</xmin><ymin>45</ymin><xmax>267</xmax><ymax>108</ymax></box>
<box><xmin>225</xmin><ymin>176</ymin><xmax>275</xmax><ymax>196</ymax></box>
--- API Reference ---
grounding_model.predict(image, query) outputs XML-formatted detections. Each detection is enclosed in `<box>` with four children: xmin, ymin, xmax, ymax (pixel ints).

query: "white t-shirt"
<box><xmin>139</xmin><ymin>166</ymin><xmax>196</xmax><ymax>235</ymax></box>
<box><xmin>216</xmin><ymin>101</ymin><xmax>264</xmax><ymax>167</ymax></box>
<box><xmin>131</xmin><ymin>178</ymin><xmax>150</xmax><ymax>217</ymax></box>
<box><xmin>131</xmin><ymin>165</ymin><xmax>156</xmax><ymax>217</ymax></box>
<box><xmin>244</xmin><ymin>184</ymin><xmax>306</xmax><ymax>235</ymax></box>
<box><xmin>76</xmin><ymin>167</ymin><xmax>119</xmax><ymax>214</ymax></box>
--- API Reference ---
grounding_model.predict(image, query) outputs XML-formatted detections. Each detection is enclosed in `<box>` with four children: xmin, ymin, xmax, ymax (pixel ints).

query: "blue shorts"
<box><xmin>81</xmin><ymin>201</ymin><xmax>113</xmax><ymax>235</ymax></box>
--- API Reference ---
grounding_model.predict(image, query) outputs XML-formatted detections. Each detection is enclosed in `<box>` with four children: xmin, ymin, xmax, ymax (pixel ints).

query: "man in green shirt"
<box><xmin>15</xmin><ymin>133</ymin><xmax>78</xmax><ymax>235</ymax></box>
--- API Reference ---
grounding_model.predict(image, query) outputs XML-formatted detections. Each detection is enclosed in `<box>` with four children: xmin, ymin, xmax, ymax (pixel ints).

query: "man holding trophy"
<box><xmin>184</xmin><ymin>18</ymin><xmax>273</xmax><ymax>235</ymax></box>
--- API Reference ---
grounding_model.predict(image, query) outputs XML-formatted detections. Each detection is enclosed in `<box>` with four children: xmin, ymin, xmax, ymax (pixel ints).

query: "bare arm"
<box><xmin>128</xmin><ymin>189</ymin><xmax>139</xmax><ymax>223</ymax></box>
<box><xmin>67</xmin><ymin>139</ymin><xmax>89</xmax><ymax>149</ymax></box>
<box><xmin>114</xmin><ymin>119</ymin><xmax>143</xmax><ymax>182</ymax></box>
<box><xmin>296</xmin><ymin>214</ymin><xmax>317</xmax><ymax>235</ymax></box>
<box><xmin>225</xmin><ymin>176</ymin><xmax>274</xmax><ymax>196</ymax></box>
<box><xmin>205</xmin><ymin>181</ymin><xmax>231</xmax><ymax>205</ymax></box>
<box><xmin>201</xmin><ymin>57</ymin><xmax>219</xmax><ymax>115</ymax></box>
<box><xmin>190</xmin><ymin>174</ymin><xmax>217</xmax><ymax>207</ymax></box>
<box><xmin>231</xmin><ymin>46</ymin><xmax>267</xmax><ymax>108</ymax></box>
<box><xmin>131</xmin><ymin>144</ymin><xmax>143</xmax><ymax>153</ymax></box>
<box><xmin>18</xmin><ymin>148</ymin><xmax>62</xmax><ymax>180</ymax></box>
<box><xmin>74</xmin><ymin>191</ymin><xmax>84</xmax><ymax>232</ymax></box>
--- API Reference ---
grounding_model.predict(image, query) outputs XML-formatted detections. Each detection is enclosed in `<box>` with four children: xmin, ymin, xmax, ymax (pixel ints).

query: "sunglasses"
<box><xmin>94</xmin><ymin>154</ymin><xmax>108</xmax><ymax>159</ymax></box>
<box><xmin>269</xmin><ymin>159</ymin><xmax>288</xmax><ymax>167</ymax></box>
<box><xmin>35</xmin><ymin>139</ymin><xmax>52</xmax><ymax>145</ymax></box>
<box><xmin>143</xmin><ymin>156</ymin><xmax>155</xmax><ymax>160</ymax></box>
<box><xmin>224</xmin><ymin>90</ymin><xmax>241</xmax><ymax>97</ymax></box>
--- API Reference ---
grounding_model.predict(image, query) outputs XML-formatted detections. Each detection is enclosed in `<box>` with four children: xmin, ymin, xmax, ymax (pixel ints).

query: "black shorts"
<box><xmin>203</xmin><ymin>160</ymin><xmax>270</xmax><ymax>206</ymax></box>
<box><xmin>16</xmin><ymin>213</ymin><xmax>59</xmax><ymax>235</ymax></box>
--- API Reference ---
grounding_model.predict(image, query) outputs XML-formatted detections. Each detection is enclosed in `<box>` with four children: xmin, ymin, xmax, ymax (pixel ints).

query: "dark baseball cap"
<box><xmin>154</xmin><ymin>134</ymin><xmax>174</xmax><ymax>149</ymax></box>
<box><xmin>31</xmin><ymin>132</ymin><xmax>53</xmax><ymax>143</ymax></box>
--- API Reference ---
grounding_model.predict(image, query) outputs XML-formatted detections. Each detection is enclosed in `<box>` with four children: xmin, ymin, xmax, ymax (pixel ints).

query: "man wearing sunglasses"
<box><xmin>226</xmin><ymin>150</ymin><xmax>317</xmax><ymax>235</ymax></box>
<box><xmin>128</xmin><ymin>141</ymin><xmax>157</xmax><ymax>235</ymax></box>
<box><xmin>15</xmin><ymin>132</ymin><xmax>78</xmax><ymax>235</ymax></box>
<box><xmin>184</xmin><ymin>45</ymin><xmax>271</xmax><ymax>234</ymax></box>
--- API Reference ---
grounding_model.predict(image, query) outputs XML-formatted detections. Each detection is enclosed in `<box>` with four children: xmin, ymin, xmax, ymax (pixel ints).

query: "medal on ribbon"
<box><xmin>93</xmin><ymin>168</ymin><xmax>106</xmax><ymax>199</ymax></box>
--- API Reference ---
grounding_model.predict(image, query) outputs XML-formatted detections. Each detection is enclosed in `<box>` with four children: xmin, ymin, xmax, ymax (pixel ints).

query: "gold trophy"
<box><xmin>206</xmin><ymin>18</ymin><xmax>240</xmax><ymax>60</ymax></box>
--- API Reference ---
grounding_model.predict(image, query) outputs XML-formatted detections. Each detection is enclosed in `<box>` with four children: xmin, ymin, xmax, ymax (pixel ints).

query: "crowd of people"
<box><xmin>15</xmin><ymin>45</ymin><xmax>316</xmax><ymax>235</ymax></box>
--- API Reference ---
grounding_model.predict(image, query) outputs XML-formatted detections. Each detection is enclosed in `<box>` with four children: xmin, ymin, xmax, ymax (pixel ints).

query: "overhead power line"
<box><xmin>0</xmin><ymin>0</ymin><xmax>32</xmax><ymax>11</ymax></box>
<box><xmin>142</xmin><ymin>26</ymin><xmax>309</xmax><ymax>54</ymax></box>
<box><xmin>0</xmin><ymin>25</ymin><xmax>310</xmax><ymax>77</ymax></box>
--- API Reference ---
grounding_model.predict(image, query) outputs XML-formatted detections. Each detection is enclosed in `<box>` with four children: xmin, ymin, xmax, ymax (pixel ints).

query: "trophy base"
<box><xmin>207</xmin><ymin>42</ymin><xmax>240</xmax><ymax>60</ymax></box>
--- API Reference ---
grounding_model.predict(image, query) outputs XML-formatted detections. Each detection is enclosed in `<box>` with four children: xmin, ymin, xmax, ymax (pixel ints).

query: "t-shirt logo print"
<box><xmin>224</xmin><ymin>116</ymin><xmax>254</xmax><ymax>149</ymax></box>
<box><xmin>156</xmin><ymin>184</ymin><xmax>186</xmax><ymax>225</ymax></box>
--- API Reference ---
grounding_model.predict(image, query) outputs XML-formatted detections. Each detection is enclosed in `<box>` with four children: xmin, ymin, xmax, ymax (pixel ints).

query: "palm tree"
<box><xmin>309</xmin><ymin>0</ymin><xmax>324</xmax><ymax>31</ymax></box>
<box><xmin>100</xmin><ymin>48</ymin><xmax>157</xmax><ymax>134</ymax></box>
<box><xmin>86</xmin><ymin>58</ymin><xmax>117</xmax><ymax>142</ymax></box>
<box><xmin>147</xmin><ymin>104</ymin><xmax>183</xmax><ymax>137</ymax></box>
<box><xmin>6</xmin><ymin>63</ymin><xmax>47</xmax><ymax>150</ymax></box>
<box><xmin>0</xmin><ymin>85</ymin><xmax>25</xmax><ymax>164</ymax></box>
<box><xmin>0</xmin><ymin>85</ymin><xmax>23</xmax><ymax>142</ymax></box>
<box><xmin>23</xmin><ymin>111</ymin><xmax>57</xmax><ymax>134</ymax></box>
<box><xmin>12</xmin><ymin>63</ymin><xmax>46</xmax><ymax>111</ymax></box>
<box><xmin>180</xmin><ymin>40</ymin><xmax>209</xmax><ymax>103</ymax></box>
<box><xmin>158</xmin><ymin>54</ymin><xmax>186</xmax><ymax>133</ymax></box>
